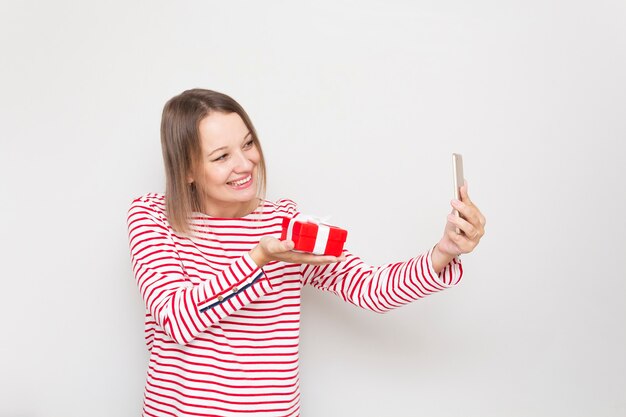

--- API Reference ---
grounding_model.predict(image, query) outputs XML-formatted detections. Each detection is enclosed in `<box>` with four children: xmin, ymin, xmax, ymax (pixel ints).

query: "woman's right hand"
<box><xmin>249</xmin><ymin>236</ymin><xmax>346</xmax><ymax>268</ymax></box>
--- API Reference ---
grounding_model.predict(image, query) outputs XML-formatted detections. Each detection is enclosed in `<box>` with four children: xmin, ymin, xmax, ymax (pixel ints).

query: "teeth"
<box><xmin>229</xmin><ymin>175</ymin><xmax>251</xmax><ymax>186</ymax></box>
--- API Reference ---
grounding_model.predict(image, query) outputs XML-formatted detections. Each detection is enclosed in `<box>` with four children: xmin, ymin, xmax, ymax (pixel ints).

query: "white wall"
<box><xmin>1</xmin><ymin>1</ymin><xmax>625</xmax><ymax>416</ymax></box>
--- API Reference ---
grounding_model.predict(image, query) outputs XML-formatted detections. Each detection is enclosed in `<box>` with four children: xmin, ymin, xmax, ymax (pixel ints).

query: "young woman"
<box><xmin>127</xmin><ymin>89</ymin><xmax>486</xmax><ymax>417</ymax></box>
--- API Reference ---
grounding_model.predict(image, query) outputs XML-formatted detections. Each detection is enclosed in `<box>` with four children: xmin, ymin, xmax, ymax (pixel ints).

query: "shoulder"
<box><xmin>127</xmin><ymin>193</ymin><xmax>168</xmax><ymax>225</ymax></box>
<box><xmin>266</xmin><ymin>198</ymin><xmax>300</xmax><ymax>218</ymax></box>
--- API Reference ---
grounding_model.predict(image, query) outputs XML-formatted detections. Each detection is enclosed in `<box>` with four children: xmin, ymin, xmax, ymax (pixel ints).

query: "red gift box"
<box><xmin>280</xmin><ymin>216</ymin><xmax>348</xmax><ymax>257</ymax></box>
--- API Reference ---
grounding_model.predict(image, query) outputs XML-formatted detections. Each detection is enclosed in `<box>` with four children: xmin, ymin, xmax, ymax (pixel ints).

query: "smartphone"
<box><xmin>452</xmin><ymin>153</ymin><xmax>464</xmax><ymax>234</ymax></box>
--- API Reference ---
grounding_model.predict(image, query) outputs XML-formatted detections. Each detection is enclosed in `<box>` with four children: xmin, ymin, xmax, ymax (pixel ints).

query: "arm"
<box><xmin>305</xmin><ymin>179</ymin><xmax>485</xmax><ymax>312</ymax></box>
<box><xmin>248</xmin><ymin>180</ymin><xmax>482</xmax><ymax>314</ymax></box>
<box><xmin>127</xmin><ymin>199</ymin><xmax>273</xmax><ymax>345</ymax></box>
<box><xmin>300</xmin><ymin>247</ymin><xmax>463</xmax><ymax>313</ymax></box>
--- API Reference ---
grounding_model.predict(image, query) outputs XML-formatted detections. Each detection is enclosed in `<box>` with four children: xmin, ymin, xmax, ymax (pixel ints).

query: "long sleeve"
<box><xmin>127</xmin><ymin>198</ymin><xmax>274</xmax><ymax>345</ymax></box>
<box><xmin>301</xmin><ymin>246</ymin><xmax>463</xmax><ymax>313</ymax></box>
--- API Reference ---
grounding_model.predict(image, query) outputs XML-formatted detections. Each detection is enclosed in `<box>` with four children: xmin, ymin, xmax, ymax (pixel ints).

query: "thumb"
<box><xmin>460</xmin><ymin>178</ymin><xmax>473</xmax><ymax>204</ymax></box>
<box><xmin>281</xmin><ymin>240</ymin><xmax>295</xmax><ymax>251</ymax></box>
<box><xmin>268</xmin><ymin>238</ymin><xmax>294</xmax><ymax>254</ymax></box>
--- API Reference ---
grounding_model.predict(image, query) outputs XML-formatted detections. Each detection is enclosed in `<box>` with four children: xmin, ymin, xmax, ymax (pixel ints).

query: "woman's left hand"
<box><xmin>436</xmin><ymin>180</ymin><xmax>486</xmax><ymax>257</ymax></box>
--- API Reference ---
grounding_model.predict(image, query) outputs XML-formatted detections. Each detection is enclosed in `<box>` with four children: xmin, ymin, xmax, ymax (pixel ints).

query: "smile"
<box><xmin>227</xmin><ymin>174</ymin><xmax>252</xmax><ymax>187</ymax></box>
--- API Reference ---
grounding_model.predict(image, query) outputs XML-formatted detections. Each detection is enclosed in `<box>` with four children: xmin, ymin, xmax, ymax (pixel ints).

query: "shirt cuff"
<box><xmin>425</xmin><ymin>245</ymin><xmax>464</xmax><ymax>288</ymax></box>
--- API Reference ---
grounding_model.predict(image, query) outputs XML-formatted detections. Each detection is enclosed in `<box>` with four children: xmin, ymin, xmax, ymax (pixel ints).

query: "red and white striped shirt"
<box><xmin>127</xmin><ymin>193</ymin><xmax>463</xmax><ymax>417</ymax></box>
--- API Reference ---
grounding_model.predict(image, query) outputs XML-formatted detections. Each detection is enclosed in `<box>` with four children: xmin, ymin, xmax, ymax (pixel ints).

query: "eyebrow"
<box><xmin>208</xmin><ymin>132</ymin><xmax>252</xmax><ymax>156</ymax></box>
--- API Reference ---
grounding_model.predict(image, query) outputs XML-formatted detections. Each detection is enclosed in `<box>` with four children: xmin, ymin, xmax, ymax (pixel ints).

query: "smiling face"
<box><xmin>189</xmin><ymin>111</ymin><xmax>261</xmax><ymax>217</ymax></box>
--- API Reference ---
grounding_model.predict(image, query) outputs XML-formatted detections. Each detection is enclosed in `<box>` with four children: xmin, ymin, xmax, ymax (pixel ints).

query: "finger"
<box><xmin>470</xmin><ymin>204</ymin><xmax>486</xmax><ymax>228</ymax></box>
<box><xmin>466</xmin><ymin>200</ymin><xmax>486</xmax><ymax>229</ymax></box>
<box><xmin>268</xmin><ymin>239</ymin><xmax>295</xmax><ymax>254</ymax></box>
<box><xmin>282</xmin><ymin>240</ymin><xmax>295</xmax><ymax>251</ymax></box>
<box><xmin>479</xmin><ymin>212</ymin><xmax>486</xmax><ymax>228</ymax></box>
<box><xmin>451</xmin><ymin>200</ymin><xmax>481</xmax><ymax>228</ymax></box>
<box><xmin>446</xmin><ymin>228</ymin><xmax>477</xmax><ymax>255</ymax></box>
<box><xmin>459</xmin><ymin>180</ymin><xmax>474</xmax><ymax>206</ymax></box>
<box><xmin>289</xmin><ymin>254</ymin><xmax>344</xmax><ymax>265</ymax></box>
<box><xmin>302</xmin><ymin>253</ymin><xmax>345</xmax><ymax>264</ymax></box>
<box><xmin>272</xmin><ymin>247</ymin><xmax>344</xmax><ymax>264</ymax></box>
<box><xmin>446</xmin><ymin>229</ymin><xmax>466</xmax><ymax>253</ymax></box>
<box><xmin>447</xmin><ymin>213</ymin><xmax>479</xmax><ymax>240</ymax></box>
<box><xmin>300</xmin><ymin>253</ymin><xmax>344</xmax><ymax>264</ymax></box>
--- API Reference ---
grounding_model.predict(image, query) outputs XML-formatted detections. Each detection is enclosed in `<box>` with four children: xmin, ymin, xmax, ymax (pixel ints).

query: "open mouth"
<box><xmin>227</xmin><ymin>174</ymin><xmax>252</xmax><ymax>188</ymax></box>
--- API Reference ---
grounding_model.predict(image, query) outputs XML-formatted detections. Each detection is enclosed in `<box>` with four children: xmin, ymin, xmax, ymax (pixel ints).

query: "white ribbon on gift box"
<box><xmin>285</xmin><ymin>214</ymin><xmax>332</xmax><ymax>255</ymax></box>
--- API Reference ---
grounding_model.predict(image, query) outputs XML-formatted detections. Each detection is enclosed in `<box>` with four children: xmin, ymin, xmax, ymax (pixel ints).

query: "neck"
<box><xmin>201</xmin><ymin>198</ymin><xmax>260</xmax><ymax>218</ymax></box>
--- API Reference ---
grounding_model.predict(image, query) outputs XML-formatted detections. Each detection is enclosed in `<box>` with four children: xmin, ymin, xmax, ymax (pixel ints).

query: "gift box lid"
<box><xmin>282</xmin><ymin>217</ymin><xmax>348</xmax><ymax>242</ymax></box>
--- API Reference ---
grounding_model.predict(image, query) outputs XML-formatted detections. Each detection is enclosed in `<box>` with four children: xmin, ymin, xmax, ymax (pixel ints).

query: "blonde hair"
<box><xmin>160</xmin><ymin>89</ymin><xmax>267</xmax><ymax>233</ymax></box>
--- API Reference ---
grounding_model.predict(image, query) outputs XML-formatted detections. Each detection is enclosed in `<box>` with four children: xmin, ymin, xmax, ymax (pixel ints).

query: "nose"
<box><xmin>233</xmin><ymin>150</ymin><xmax>254</xmax><ymax>172</ymax></box>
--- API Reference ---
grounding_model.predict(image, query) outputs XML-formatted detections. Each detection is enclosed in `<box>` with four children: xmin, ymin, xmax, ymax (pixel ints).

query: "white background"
<box><xmin>1</xmin><ymin>1</ymin><xmax>625</xmax><ymax>416</ymax></box>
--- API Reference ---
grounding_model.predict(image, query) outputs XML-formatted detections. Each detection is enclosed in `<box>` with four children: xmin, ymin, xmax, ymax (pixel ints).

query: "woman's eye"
<box><xmin>244</xmin><ymin>140</ymin><xmax>254</xmax><ymax>149</ymax></box>
<box><xmin>213</xmin><ymin>154</ymin><xmax>228</xmax><ymax>162</ymax></box>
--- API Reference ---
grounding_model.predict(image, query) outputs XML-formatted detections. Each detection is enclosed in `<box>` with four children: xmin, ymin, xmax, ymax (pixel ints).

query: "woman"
<box><xmin>127</xmin><ymin>89</ymin><xmax>485</xmax><ymax>417</ymax></box>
